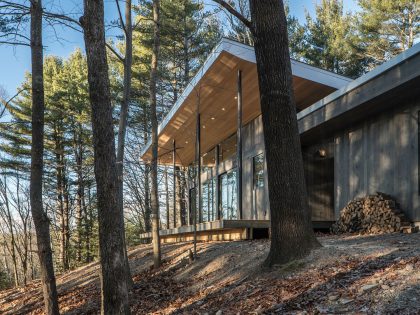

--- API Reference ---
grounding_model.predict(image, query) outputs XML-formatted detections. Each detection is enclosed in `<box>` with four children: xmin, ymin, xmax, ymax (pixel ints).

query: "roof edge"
<box><xmin>140</xmin><ymin>37</ymin><xmax>353</xmax><ymax>159</ymax></box>
<box><xmin>297</xmin><ymin>42</ymin><xmax>420</xmax><ymax>121</ymax></box>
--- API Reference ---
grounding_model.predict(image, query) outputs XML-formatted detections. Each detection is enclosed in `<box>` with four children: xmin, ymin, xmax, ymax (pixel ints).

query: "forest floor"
<box><xmin>0</xmin><ymin>232</ymin><xmax>419</xmax><ymax>315</ymax></box>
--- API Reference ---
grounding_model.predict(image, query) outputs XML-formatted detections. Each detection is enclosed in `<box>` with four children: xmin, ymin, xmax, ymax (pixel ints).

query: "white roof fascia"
<box><xmin>297</xmin><ymin>42</ymin><xmax>420</xmax><ymax>121</ymax></box>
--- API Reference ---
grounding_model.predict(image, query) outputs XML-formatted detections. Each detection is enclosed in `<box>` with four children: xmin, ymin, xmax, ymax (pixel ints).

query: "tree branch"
<box><xmin>115</xmin><ymin>0</ymin><xmax>127</xmax><ymax>35</ymax></box>
<box><xmin>106</xmin><ymin>42</ymin><xmax>125</xmax><ymax>63</ymax></box>
<box><xmin>212</xmin><ymin>0</ymin><xmax>252</xmax><ymax>29</ymax></box>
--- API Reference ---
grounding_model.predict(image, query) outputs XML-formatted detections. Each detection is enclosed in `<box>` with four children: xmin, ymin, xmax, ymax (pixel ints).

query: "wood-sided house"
<box><xmin>140</xmin><ymin>38</ymin><xmax>420</xmax><ymax>242</ymax></box>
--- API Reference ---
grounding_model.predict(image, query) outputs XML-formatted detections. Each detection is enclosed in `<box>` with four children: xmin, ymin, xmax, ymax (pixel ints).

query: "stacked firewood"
<box><xmin>331</xmin><ymin>192</ymin><xmax>410</xmax><ymax>234</ymax></box>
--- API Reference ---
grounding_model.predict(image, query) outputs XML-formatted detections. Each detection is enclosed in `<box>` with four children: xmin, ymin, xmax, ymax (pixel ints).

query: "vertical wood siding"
<box><xmin>334</xmin><ymin>99</ymin><xmax>420</xmax><ymax>221</ymax></box>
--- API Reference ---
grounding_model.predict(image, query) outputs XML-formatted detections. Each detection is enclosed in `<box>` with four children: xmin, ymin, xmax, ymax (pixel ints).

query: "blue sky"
<box><xmin>0</xmin><ymin>0</ymin><xmax>357</xmax><ymax>97</ymax></box>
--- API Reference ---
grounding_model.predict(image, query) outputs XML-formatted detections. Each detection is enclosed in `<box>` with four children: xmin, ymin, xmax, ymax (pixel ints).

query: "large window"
<box><xmin>253</xmin><ymin>153</ymin><xmax>265</xmax><ymax>188</ymax></box>
<box><xmin>201</xmin><ymin>147</ymin><xmax>216</xmax><ymax>176</ymax></box>
<box><xmin>202</xmin><ymin>178</ymin><xmax>216</xmax><ymax>222</ymax></box>
<box><xmin>219</xmin><ymin>134</ymin><xmax>237</xmax><ymax>163</ymax></box>
<box><xmin>220</xmin><ymin>168</ymin><xmax>237</xmax><ymax>219</ymax></box>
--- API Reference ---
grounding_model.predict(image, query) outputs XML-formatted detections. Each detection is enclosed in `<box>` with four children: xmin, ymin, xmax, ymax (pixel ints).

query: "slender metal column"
<box><xmin>215</xmin><ymin>144</ymin><xmax>220</xmax><ymax>220</ymax></box>
<box><xmin>172</xmin><ymin>139</ymin><xmax>176</xmax><ymax>228</ymax></box>
<box><xmin>237</xmin><ymin>70</ymin><xmax>243</xmax><ymax>219</ymax></box>
<box><xmin>196</xmin><ymin>114</ymin><xmax>202</xmax><ymax>223</ymax></box>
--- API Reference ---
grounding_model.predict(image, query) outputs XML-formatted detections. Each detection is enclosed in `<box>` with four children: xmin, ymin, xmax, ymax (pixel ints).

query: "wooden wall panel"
<box><xmin>334</xmin><ymin>99</ymin><xmax>420</xmax><ymax>221</ymax></box>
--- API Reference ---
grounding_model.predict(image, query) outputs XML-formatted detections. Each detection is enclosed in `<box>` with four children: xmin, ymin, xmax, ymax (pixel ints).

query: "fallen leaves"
<box><xmin>0</xmin><ymin>233</ymin><xmax>419</xmax><ymax>314</ymax></box>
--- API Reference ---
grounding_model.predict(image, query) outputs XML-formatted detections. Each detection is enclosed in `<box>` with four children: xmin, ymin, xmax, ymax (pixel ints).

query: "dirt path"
<box><xmin>0</xmin><ymin>233</ymin><xmax>419</xmax><ymax>314</ymax></box>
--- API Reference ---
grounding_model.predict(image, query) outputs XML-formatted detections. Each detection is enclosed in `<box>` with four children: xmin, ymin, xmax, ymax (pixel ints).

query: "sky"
<box><xmin>0</xmin><ymin>0</ymin><xmax>358</xmax><ymax>98</ymax></box>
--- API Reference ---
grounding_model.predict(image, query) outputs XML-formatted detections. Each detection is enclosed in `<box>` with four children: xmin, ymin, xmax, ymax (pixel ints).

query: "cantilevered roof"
<box><xmin>141</xmin><ymin>38</ymin><xmax>351</xmax><ymax>166</ymax></box>
<box><xmin>298</xmin><ymin>42</ymin><xmax>420</xmax><ymax>144</ymax></box>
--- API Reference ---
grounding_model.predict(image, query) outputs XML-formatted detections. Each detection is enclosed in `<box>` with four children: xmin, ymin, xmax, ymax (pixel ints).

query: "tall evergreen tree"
<box><xmin>302</xmin><ymin>0</ymin><xmax>365</xmax><ymax>77</ymax></box>
<box><xmin>354</xmin><ymin>0</ymin><xmax>419</xmax><ymax>69</ymax></box>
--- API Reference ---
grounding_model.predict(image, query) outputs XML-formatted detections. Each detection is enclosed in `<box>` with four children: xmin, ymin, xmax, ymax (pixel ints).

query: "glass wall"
<box><xmin>202</xmin><ymin>178</ymin><xmax>216</xmax><ymax>222</ymax></box>
<box><xmin>201</xmin><ymin>147</ymin><xmax>216</xmax><ymax>176</ymax></box>
<box><xmin>220</xmin><ymin>168</ymin><xmax>238</xmax><ymax>219</ymax></box>
<box><xmin>189</xmin><ymin>133</ymin><xmax>240</xmax><ymax>223</ymax></box>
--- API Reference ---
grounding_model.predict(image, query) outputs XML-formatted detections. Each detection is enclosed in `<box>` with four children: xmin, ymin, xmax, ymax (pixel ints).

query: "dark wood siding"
<box><xmin>334</xmin><ymin>99</ymin><xmax>420</xmax><ymax>221</ymax></box>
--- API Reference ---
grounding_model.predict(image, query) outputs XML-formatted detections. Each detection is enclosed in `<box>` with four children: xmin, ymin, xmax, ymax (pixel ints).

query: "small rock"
<box><xmin>405</xmin><ymin>264</ymin><xmax>414</xmax><ymax>271</ymax></box>
<box><xmin>378</xmin><ymin>279</ymin><xmax>384</xmax><ymax>284</ymax></box>
<box><xmin>328</xmin><ymin>294</ymin><xmax>339</xmax><ymax>301</ymax></box>
<box><xmin>216</xmin><ymin>310</ymin><xmax>222</xmax><ymax>315</ymax></box>
<box><xmin>339</xmin><ymin>298</ymin><xmax>353</xmax><ymax>305</ymax></box>
<box><xmin>381</xmin><ymin>285</ymin><xmax>390</xmax><ymax>290</ymax></box>
<box><xmin>360</xmin><ymin>284</ymin><xmax>378</xmax><ymax>293</ymax></box>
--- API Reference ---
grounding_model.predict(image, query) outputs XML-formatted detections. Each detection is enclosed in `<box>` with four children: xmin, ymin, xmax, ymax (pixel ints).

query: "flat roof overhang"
<box><xmin>140</xmin><ymin>38</ymin><xmax>351</xmax><ymax>166</ymax></box>
<box><xmin>298</xmin><ymin>43</ymin><xmax>420</xmax><ymax>144</ymax></box>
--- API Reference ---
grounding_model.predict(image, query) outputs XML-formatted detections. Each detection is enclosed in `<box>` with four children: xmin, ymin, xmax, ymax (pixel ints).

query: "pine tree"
<box><xmin>355</xmin><ymin>0</ymin><xmax>419</xmax><ymax>69</ymax></box>
<box><xmin>302</xmin><ymin>0</ymin><xmax>365</xmax><ymax>77</ymax></box>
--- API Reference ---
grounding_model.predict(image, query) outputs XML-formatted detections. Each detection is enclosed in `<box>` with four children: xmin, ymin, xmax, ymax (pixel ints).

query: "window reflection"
<box><xmin>202</xmin><ymin>178</ymin><xmax>216</xmax><ymax>222</ymax></box>
<box><xmin>220</xmin><ymin>168</ymin><xmax>237</xmax><ymax>219</ymax></box>
<box><xmin>253</xmin><ymin>153</ymin><xmax>264</xmax><ymax>188</ymax></box>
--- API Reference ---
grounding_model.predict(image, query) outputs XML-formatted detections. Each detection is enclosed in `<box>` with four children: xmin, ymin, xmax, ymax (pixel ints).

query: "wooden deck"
<box><xmin>139</xmin><ymin>220</ymin><xmax>270</xmax><ymax>243</ymax></box>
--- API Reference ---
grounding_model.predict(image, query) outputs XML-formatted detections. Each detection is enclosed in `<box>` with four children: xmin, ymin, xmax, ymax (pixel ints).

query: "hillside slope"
<box><xmin>0</xmin><ymin>233</ymin><xmax>419</xmax><ymax>314</ymax></box>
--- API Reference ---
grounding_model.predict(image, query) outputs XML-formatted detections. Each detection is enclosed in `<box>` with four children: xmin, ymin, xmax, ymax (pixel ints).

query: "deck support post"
<box><xmin>172</xmin><ymin>139</ymin><xmax>176</xmax><ymax>228</ymax></box>
<box><xmin>237</xmin><ymin>69</ymin><xmax>243</xmax><ymax>219</ymax></box>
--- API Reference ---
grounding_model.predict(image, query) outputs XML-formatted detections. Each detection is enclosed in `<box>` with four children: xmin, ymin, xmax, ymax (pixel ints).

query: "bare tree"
<box><xmin>150</xmin><ymin>0</ymin><xmax>162</xmax><ymax>268</ymax></box>
<box><xmin>28</xmin><ymin>1</ymin><xmax>61</xmax><ymax>313</ymax></box>
<box><xmin>213</xmin><ymin>0</ymin><xmax>320</xmax><ymax>266</ymax></box>
<box><xmin>108</xmin><ymin>0</ymin><xmax>134</xmax><ymax>287</ymax></box>
<box><xmin>80</xmin><ymin>0</ymin><xmax>130</xmax><ymax>313</ymax></box>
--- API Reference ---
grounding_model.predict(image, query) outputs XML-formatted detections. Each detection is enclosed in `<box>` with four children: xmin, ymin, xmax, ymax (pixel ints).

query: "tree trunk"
<box><xmin>55</xmin><ymin>142</ymin><xmax>65</xmax><ymax>271</ymax></box>
<box><xmin>80</xmin><ymin>1</ymin><xmax>130</xmax><ymax>313</ymax></box>
<box><xmin>249</xmin><ymin>0</ymin><xmax>320</xmax><ymax>267</ymax></box>
<box><xmin>150</xmin><ymin>0</ymin><xmax>162</xmax><ymax>269</ymax></box>
<box><xmin>74</xmin><ymin>127</ymin><xmax>84</xmax><ymax>263</ymax></box>
<box><xmin>115</xmin><ymin>0</ymin><xmax>133</xmax><ymax>288</ymax></box>
<box><xmin>144</xmin><ymin>163</ymin><xmax>152</xmax><ymax>232</ymax></box>
<box><xmin>2</xmin><ymin>177</ymin><xmax>19</xmax><ymax>287</ymax></box>
<box><xmin>183</xmin><ymin>1</ymin><xmax>190</xmax><ymax>87</ymax></box>
<box><xmin>85</xmin><ymin>183</ymin><xmax>92</xmax><ymax>263</ymax></box>
<box><xmin>63</xmin><ymin>175</ymin><xmax>70</xmax><ymax>270</ymax></box>
<box><xmin>29</xmin><ymin>1</ymin><xmax>60</xmax><ymax>313</ymax></box>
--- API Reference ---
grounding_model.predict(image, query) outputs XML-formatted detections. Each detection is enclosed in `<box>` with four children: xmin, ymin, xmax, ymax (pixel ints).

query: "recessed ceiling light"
<box><xmin>211</xmin><ymin>117</ymin><xmax>215</xmax><ymax>120</ymax></box>
<box><xmin>185</xmin><ymin>141</ymin><xmax>188</xmax><ymax>144</ymax></box>
<box><xmin>234</xmin><ymin>96</ymin><xmax>238</xmax><ymax>100</ymax></box>
<box><xmin>222</xmin><ymin>107</ymin><xmax>225</xmax><ymax>111</ymax></box>
<box><xmin>203</xmin><ymin>125</ymin><xmax>206</xmax><ymax>128</ymax></box>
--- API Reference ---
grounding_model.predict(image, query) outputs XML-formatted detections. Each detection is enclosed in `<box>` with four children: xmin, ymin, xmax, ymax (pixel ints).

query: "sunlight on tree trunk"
<box><xmin>80</xmin><ymin>0</ymin><xmax>130</xmax><ymax>313</ymax></box>
<box><xmin>249</xmin><ymin>0</ymin><xmax>320</xmax><ymax>267</ymax></box>
<box><xmin>150</xmin><ymin>0</ymin><xmax>162</xmax><ymax>269</ymax></box>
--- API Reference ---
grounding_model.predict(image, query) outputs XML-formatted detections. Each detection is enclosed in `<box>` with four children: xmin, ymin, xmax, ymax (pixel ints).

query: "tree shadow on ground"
<box><xmin>173</xmin><ymin>250</ymin><xmax>407</xmax><ymax>314</ymax></box>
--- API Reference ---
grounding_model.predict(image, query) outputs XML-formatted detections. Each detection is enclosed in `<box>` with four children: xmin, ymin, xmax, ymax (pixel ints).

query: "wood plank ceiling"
<box><xmin>142</xmin><ymin>51</ymin><xmax>337</xmax><ymax>166</ymax></box>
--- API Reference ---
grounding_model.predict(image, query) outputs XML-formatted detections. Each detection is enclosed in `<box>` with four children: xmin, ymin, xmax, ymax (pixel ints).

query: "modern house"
<box><xmin>140</xmin><ymin>38</ymin><xmax>420</xmax><ymax>243</ymax></box>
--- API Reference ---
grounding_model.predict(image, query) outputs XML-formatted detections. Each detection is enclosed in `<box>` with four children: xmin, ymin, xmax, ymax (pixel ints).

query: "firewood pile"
<box><xmin>331</xmin><ymin>192</ymin><xmax>411</xmax><ymax>234</ymax></box>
